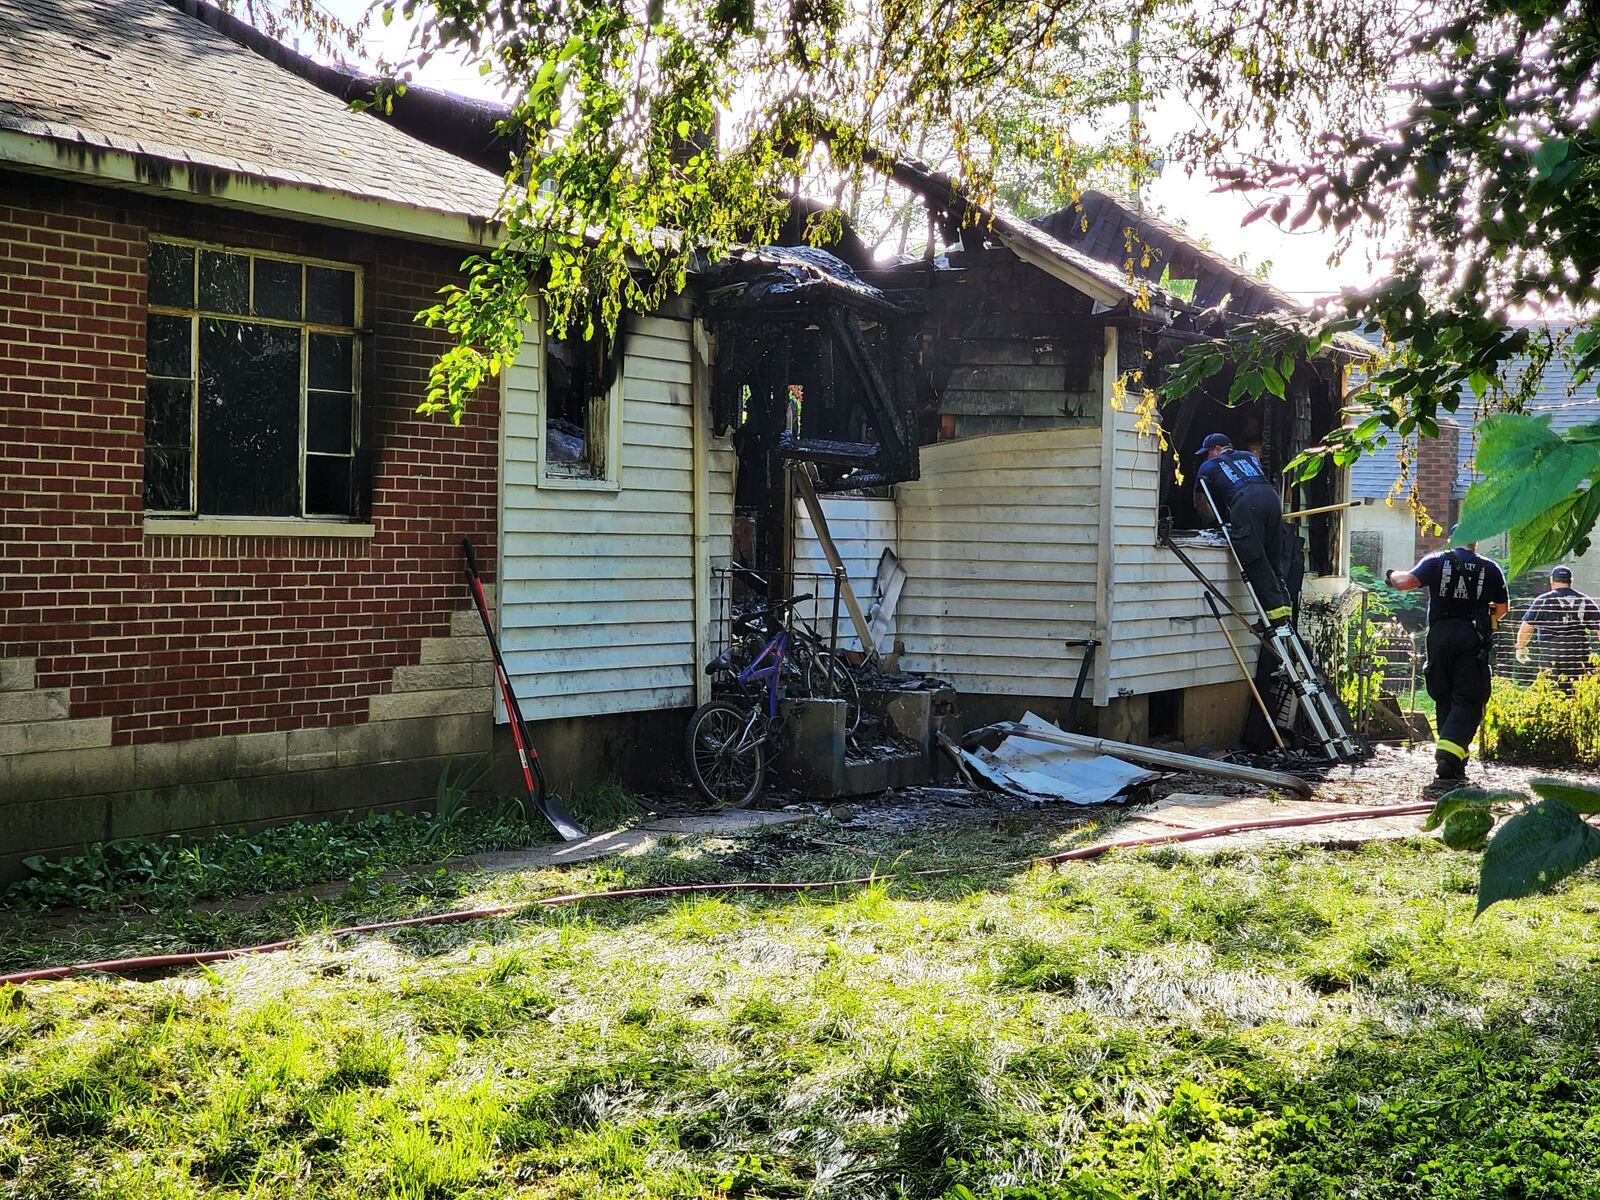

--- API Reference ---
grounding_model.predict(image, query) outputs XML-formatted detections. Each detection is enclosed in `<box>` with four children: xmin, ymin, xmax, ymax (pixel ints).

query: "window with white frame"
<box><xmin>543</xmin><ymin>324</ymin><xmax>619</xmax><ymax>482</ymax></box>
<box><xmin>144</xmin><ymin>239</ymin><xmax>361</xmax><ymax>518</ymax></box>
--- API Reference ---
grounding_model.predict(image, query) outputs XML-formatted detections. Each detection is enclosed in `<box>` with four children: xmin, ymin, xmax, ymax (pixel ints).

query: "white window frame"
<box><xmin>536</xmin><ymin>317</ymin><xmax>624</xmax><ymax>493</ymax></box>
<box><xmin>143</xmin><ymin>237</ymin><xmax>364</xmax><ymax>521</ymax></box>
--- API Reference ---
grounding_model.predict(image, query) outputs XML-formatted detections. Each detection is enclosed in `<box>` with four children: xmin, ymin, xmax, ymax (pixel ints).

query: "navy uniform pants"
<box><xmin>1227</xmin><ymin>487</ymin><xmax>1292</xmax><ymax>620</ymax></box>
<box><xmin>1426</xmin><ymin>617</ymin><xmax>1491</xmax><ymax>761</ymax></box>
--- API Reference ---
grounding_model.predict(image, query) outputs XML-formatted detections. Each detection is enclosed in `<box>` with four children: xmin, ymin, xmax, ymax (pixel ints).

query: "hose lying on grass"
<box><xmin>0</xmin><ymin>801</ymin><xmax>1435</xmax><ymax>986</ymax></box>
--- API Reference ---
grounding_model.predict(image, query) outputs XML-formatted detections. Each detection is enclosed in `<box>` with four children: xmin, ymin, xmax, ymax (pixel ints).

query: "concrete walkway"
<box><xmin>443</xmin><ymin>809</ymin><xmax>811</xmax><ymax>873</ymax></box>
<box><xmin>1115</xmin><ymin>793</ymin><xmax>1433</xmax><ymax>854</ymax></box>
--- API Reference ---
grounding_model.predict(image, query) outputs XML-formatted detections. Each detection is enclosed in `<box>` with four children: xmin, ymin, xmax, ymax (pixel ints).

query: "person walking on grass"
<box><xmin>1386</xmin><ymin>543</ymin><xmax>1510</xmax><ymax>780</ymax></box>
<box><xmin>1194</xmin><ymin>433</ymin><xmax>1294</xmax><ymax>626</ymax></box>
<box><xmin>1514</xmin><ymin>565</ymin><xmax>1600</xmax><ymax>680</ymax></box>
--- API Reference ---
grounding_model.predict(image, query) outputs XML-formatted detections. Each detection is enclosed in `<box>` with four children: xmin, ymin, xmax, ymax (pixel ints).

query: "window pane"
<box><xmin>305</xmin><ymin>454</ymin><xmax>352</xmax><ymax>516</ymax></box>
<box><xmin>307</xmin><ymin>333</ymin><xmax>353</xmax><ymax>391</ymax></box>
<box><xmin>307</xmin><ymin>392</ymin><xmax>353</xmax><ymax>454</ymax></box>
<box><xmin>197</xmin><ymin>319</ymin><xmax>301</xmax><ymax>516</ymax></box>
<box><xmin>253</xmin><ymin>257</ymin><xmax>302</xmax><ymax>321</ymax></box>
<box><xmin>546</xmin><ymin>331</ymin><xmax>612</xmax><ymax>477</ymax></box>
<box><xmin>148</xmin><ymin>242</ymin><xmax>194</xmax><ymax>308</ymax></box>
<box><xmin>306</xmin><ymin>266</ymin><xmax>356</xmax><ymax>326</ymax></box>
<box><xmin>144</xmin><ymin>447</ymin><xmax>190</xmax><ymax>512</ymax></box>
<box><xmin>147</xmin><ymin>314</ymin><xmax>191</xmax><ymax>378</ymax></box>
<box><xmin>146</xmin><ymin>378</ymin><xmax>192</xmax><ymax>448</ymax></box>
<box><xmin>199</xmin><ymin>250</ymin><xmax>250</xmax><ymax>314</ymax></box>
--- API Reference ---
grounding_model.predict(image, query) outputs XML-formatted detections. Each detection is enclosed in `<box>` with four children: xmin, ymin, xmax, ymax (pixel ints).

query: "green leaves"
<box><xmin>1477</xmin><ymin>799</ymin><xmax>1600</xmax><ymax>915</ymax></box>
<box><xmin>1528</xmin><ymin>778</ymin><xmax>1600</xmax><ymax>814</ymax></box>
<box><xmin>1452</xmin><ymin>413</ymin><xmax>1600</xmax><ymax>548</ymax></box>
<box><xmin>1423</xmin><ymin>786</ymin><xmax>1521</xmax><ymax>851</ymax></box>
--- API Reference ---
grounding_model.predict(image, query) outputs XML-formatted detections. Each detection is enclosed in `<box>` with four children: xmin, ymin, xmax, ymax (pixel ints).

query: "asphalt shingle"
<box><xmin>0</xmin><ymin>0</ymin><xmax>505</xmax><ymax>223</ymax></box>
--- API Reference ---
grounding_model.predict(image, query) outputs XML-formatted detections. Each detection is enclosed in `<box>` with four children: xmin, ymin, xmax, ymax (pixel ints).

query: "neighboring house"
<box><xmin>1348</xmin><ymin>334</ymin><xmax>1596</xmax><ymax>583</ymax></box>
<box><xmin>0</xmin><ymin>0</ymin><xmax>521</xmax><ymax>870</ymax></box>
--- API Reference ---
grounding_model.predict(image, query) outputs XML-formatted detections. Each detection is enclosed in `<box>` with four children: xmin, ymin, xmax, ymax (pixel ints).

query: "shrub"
<box><xmin>1480</xmin><ymin>672</ymin><xmax>1600</xmax><ymax>766</ymax></box>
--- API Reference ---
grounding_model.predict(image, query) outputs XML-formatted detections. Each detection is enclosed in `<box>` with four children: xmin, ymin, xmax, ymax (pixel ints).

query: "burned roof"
<box><xmin>883</xmin><ymin>156</ymin><xmax>1158</xmax><ymax>311</ymax></box>
<box><xmin>0</xmin><ymin>0</ymin><xmax>505</xmax><ymax>231</ymax></box>
<box><xmin>703</xmin><ymin>245</ymin><xmax>902</xmax><ymax>316</ymax></box>
<box><xmin>1034</xmin><ymin>191</ymin><xmax>1301</xmax><ymax>318</ymax></box>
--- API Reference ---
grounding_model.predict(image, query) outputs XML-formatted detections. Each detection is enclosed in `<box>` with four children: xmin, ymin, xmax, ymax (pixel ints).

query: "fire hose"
<box><xmin>0</xmin><ymin>800</ymin><xmax>1433</xmax><ymax>987</ymax></box>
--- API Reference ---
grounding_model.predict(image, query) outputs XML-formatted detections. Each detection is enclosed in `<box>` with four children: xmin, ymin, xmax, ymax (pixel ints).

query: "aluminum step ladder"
<box><xmin>1192</xmin><ymin>479</ymin><xmax>1362</xmax><ymax>762</ymax></box>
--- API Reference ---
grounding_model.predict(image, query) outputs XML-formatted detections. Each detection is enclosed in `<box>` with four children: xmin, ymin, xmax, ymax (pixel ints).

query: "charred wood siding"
<box><xmin>877</xmin><ymin>254</ymin><xmax>1104</xmax><ymax>442</ymax></box>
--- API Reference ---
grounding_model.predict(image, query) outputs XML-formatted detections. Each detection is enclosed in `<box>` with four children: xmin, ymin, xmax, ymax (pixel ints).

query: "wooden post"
<box><xmin>691</xmin><ymin>320</ymin><xmax>713</xmax><ymax>706</ymax></box>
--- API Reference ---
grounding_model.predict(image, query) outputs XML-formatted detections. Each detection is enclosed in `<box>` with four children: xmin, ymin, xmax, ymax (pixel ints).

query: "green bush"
<box><xmin>1480</xmin><ymin>673</ymin><xmax>1600</xmax><ymax>766</ymax></box>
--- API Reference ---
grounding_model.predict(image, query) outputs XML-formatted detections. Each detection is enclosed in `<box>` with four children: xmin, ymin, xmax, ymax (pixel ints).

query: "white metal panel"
<box><xmin>499</xmin><ymin>313</ymin><xmax>712</xmax><ymax>720</ymax></box>
<box><xmin>894</xmin><ymin>426</ymin><xmax>1101</xmax><ymax>696</ymax></box>
<box><xmin>791</xmin><ymin>495</ymin><xmax>898</xmax><ymax>652</ymax></box>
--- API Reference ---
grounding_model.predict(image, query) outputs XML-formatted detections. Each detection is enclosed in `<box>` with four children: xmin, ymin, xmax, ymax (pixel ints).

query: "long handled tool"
<box><xmin>1206</xmin><ymin>592</ymin><xmax>1285</xmax><ymax>749</ymax></box>
<box><xmin>462</xmin><ymin>539</ymin><xmax>586</xmax><ymax>842</ymax></box>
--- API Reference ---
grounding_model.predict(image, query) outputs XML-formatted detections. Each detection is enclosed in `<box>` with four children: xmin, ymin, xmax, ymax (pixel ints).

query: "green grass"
<box><xmin>3</xmin><ymin>812</ymin><xmax>1600</xmax><ymax>1199</ymax></box>
<box><xmin>0</xmin><ymin>775</ymin><xmax>650</xmax><ymax>913</ymax></box>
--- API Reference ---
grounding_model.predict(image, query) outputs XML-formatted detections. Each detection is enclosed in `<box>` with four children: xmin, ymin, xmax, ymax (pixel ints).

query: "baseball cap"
<box><xmin>1195</xmin><ymin>432</ymin><xmax>1232</xmax><ymax>458</ymax></box>
<box><xmin>1552</xmin><ymin>565</ymin><xmax>1573</xmax><ymax>582</ymax></box>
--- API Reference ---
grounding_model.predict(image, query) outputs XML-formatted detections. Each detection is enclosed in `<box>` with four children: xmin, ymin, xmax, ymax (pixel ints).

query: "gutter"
<box><xmin>0</xmin><ymin>127</ymin><xmax>501</xmax><ymax>250</ymax></box>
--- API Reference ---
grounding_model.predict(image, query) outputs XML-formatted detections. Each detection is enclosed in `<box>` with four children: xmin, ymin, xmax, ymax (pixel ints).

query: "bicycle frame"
<box><xmin>733</xmin><ymin>626</ymin><xmax>790</xmax><ymax>721</ymax></box>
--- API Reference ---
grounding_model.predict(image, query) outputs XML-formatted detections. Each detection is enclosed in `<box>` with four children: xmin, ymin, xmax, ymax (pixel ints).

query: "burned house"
<box><xmin>714</xmin><ymin>166</ymin><xmax>1364</xmax><ymax>746</ymax></box>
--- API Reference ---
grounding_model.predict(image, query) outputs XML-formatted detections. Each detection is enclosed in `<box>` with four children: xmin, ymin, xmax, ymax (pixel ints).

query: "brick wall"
<box><xmin>0</xmin><ymin>173</ymin><xmax>498</xmax><ymax>747</ymax></box>
<box><xmin>1411</xmin><ymin>416</ymin><xmax>1460</xmax><ymax>560</ymax></box>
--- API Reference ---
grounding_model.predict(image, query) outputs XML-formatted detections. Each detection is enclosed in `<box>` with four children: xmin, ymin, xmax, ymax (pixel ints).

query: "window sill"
<box><xmin>537</xmin><ymin>472</ymin><xmax>622</xmax><ymax>493</ymax></box>
<box><xmin>143</xmin><ymin>517</ymin><xmax>376</xmax><ymax>539</ymax></box>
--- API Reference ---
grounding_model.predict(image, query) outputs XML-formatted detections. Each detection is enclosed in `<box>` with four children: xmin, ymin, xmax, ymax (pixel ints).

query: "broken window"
<box><xmin>544</xmin><ymin>325</ymin><xmax>619</xmax><ymax>482</ymax></box>
<box><xmin>144</xmin><ymin>239</ymin><xmax>361</xmax><ymax>519</ymax></box>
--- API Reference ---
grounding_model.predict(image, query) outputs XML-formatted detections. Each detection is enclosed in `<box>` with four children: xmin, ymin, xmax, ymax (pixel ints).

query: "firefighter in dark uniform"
<box><xmin>1514</xmin><ymin>565</ymin><xmax>1600</xmax><ymax>679</ymax></box>
<box><xmin>1386</xmin><ymin>543</ymin><xmax>1510</xmax><ymax>779</ymax></box>
<box><xmin>1194</xmin><ymin>433</ymin><xmax>1294</xmax><ymax>625</ymax></box>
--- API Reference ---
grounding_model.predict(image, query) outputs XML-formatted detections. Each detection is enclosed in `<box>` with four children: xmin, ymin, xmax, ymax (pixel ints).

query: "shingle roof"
<box><xmin>0</xmin><ymin>0</ymin><xmax>505</xmax><ymax>227</ymax></box>
<box><xmin>1034</xmin><ymin>191</ymin><xmax>1302</xmax><ymax>318</ymax></box>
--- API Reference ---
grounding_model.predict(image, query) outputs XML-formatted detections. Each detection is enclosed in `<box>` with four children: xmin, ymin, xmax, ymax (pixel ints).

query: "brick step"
<box><xmin>0</xmin><ymin>688</ymin><xmax>69</xmax><ymax>725</ymax></box>
<box><xmin>0</xmin><ymin>658</ymin><xmax>35</xmax><ymax>692</ymax></box>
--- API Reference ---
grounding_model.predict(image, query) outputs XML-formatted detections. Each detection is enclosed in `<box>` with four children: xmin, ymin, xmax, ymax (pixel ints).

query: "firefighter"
<box><xmin>1386</xmin><ymin>543</ymin><xmax>1510</xmax><ymax>780</ymax></box>
<box><xmin>1194</xmin><ymin>433</ymin><xmax>1293</xmax><ymax>625</ymax></box>
<box><xmin>1514</xmin><ymin>565</ymin><xmax>1600</xmax><ymax>679</ymax></box>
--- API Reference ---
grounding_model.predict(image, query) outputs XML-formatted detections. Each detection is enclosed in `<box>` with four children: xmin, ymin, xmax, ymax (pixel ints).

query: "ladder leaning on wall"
<box><xmin>1166</xmin><ymin>479</ymin><xmax>1362</xmax><ymax>763</ymax></box>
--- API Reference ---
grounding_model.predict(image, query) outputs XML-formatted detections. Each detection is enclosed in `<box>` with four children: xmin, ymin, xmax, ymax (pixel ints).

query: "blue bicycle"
<box><xmin>684</xmin><ymin>593</ymin><xmax>813</xmax><ymax>807</ymax></box>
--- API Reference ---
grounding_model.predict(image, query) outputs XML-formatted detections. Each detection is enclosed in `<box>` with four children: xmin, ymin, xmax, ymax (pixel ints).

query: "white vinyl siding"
<box><xmin>895</xmin><ymin>428</ymin><xmax>1101</xmax><ymax>696</ymax></box>
<box><xmin>1102</xmin><ymin>402</ymin><xmax>1257</xmax><ymax>695</ymax></box>
<box><xmin>792</xmin><ymin>496</ymin><xmax>899</xmax><ymax>652</ymax></box>
<box><xmin>500</xmin><ymin>309</ymin><xmax>731</xmax><ymax>720</ymax></box>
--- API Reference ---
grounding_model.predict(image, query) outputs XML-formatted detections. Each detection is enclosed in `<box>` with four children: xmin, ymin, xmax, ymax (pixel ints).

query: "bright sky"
<box><xmin>303</xmin><ymin>0</ymin><xmax>1386</xmax><ymax>305</ymax></box>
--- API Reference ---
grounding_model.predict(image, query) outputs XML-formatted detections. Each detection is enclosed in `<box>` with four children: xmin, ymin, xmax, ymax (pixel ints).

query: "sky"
<box><xmin>301</xmin><ymin>0</ymin><xmax>1386</xmax><ymax>306</ymax></box>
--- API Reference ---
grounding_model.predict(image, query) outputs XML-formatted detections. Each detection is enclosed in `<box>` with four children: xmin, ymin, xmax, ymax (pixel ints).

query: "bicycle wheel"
<box><xmin>684</xmin><ymin>700</ymin><xmax>768</xmax><ymax>808</ymax></box>
<box><xmin>805</xmin><ymin>651</ymin><xmax>863</xmax><ymax>736</ymax></box>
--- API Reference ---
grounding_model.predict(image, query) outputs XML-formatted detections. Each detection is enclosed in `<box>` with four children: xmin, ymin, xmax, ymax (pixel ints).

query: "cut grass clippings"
<box><xmin>3</xmin><ymin>813</ymin><xmax>1600</xmax><ymax>1199</ymax></box>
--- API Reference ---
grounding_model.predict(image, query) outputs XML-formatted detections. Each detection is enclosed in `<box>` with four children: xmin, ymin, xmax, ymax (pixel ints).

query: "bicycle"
<box><xmin>724</xmin><ymin>564</ymin><xmax>864</xmax><ymax>736</ymax></box>
<box><xmin>684</xmin><ymin>593</ymin><xmax>812</xmax><ymax>807</ymax></box>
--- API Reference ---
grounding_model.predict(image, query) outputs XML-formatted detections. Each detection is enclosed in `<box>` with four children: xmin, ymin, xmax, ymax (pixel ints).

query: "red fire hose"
<box><xmin>0</xmin><ymin>801</ymin><xmax>1434</xmax><ymax>987</ymax></box>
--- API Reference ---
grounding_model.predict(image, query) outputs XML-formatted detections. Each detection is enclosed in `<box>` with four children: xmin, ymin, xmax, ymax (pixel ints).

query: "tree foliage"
<box><xmin>1169</xmin><ymin>0</ymin><xmax>1600</xmax><ymax>565</ymax></box>
<box><xmin>369</xmin><ymin>0</ymin><xmax>1167</xmax><ymax>420</ymax></box>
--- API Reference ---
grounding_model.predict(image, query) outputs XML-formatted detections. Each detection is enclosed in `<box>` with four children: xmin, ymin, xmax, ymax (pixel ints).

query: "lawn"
<box><xmin>3</xmin><ymin>808</ymin><xmax>1599</xmax><ymax>1199</ymax></box>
